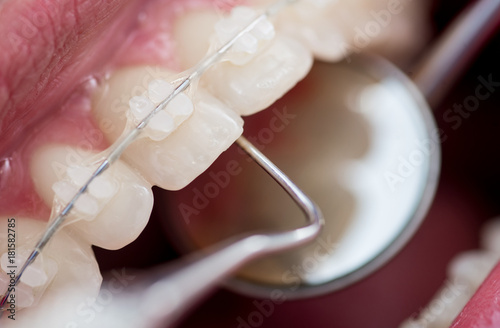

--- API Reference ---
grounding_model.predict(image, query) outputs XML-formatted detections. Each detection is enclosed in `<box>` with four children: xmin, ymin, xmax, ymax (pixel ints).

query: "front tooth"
<box><xmin>30</xmin><ymin>144</ymin><xmax>154</xmax><ymax>250</ymax></box>
<box><xmin>0</xmin><ymin>217</ymin><xmax>101</xmax><ymax>319</ymax></box>
<box><xmin>92</xmin><ymin>66</ymin><xmax>243</xmax><ymax>190</ymax></box>
<box><xmin>202</xmin><ymin>35</ymin><xmax>312</xmax><ymax>115</ymax></box>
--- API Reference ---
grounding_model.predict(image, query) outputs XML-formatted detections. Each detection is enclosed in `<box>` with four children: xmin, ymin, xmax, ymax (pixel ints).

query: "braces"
<box><xmin>0</xmin><ymin>0</ymin><xmax>308</xmax><ymax>313</ymax></box>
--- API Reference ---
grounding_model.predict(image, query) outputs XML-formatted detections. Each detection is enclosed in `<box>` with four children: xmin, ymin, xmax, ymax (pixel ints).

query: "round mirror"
<box><xmin>162</xmin><ymin>54</ymin><xmax>440</xmax><ymax>299</ymax></box>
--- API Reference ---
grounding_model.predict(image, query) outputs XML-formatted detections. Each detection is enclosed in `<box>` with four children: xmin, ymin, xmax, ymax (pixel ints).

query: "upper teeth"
<box><xmin>52</xmin><ymin>164</ymin><xmax>119</xmax><ymax>218</ymax></box>
<box><xmin>128</xmin><ymin>79</ymin><xmax>194</xmax><ymax>141</ymax></box>
<box><xmin>214</xmin><ymin>6</ymin><xmax>275</xmax><ymax>65</ymax></box>
<box><xmin>14</xmin><ymin>0</ymin><xmax>426</xmax><ymax>322</ymax></box>
<box><xmin>31</xmin><ymin>145</ymin><xmax>154</xmax><ymax>250</ymax></box>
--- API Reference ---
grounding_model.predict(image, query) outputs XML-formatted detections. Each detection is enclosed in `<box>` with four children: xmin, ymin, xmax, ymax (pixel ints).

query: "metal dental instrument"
<box><xmin>95</xmin><ymin>0</ymin><xmax>500</xmax><ymax>326</ymax></box>
<box><xmin>83</xmin><ymin>135</ymin><xmax>323</xmax><ymax>328</ymax></box>
<box><xmin>0</xmin><ymin>0</ymin><xmax>300</xmax><ymax>312</ymax></box>
<box><xmin>155</xmin><ymin>0</ymin><xmax>500</xmax><ymax>304</ymax></box>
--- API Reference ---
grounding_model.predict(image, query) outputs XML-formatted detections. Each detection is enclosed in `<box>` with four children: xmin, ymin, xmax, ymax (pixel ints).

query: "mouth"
<box><xmin>0</xmin><ymin>0</ymin><xmax>492</xmax><ymax>327</ymax></box>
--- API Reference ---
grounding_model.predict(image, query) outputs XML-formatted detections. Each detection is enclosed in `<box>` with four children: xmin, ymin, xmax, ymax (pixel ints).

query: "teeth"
<box><xmin>214</xmin><ymin>6</ymin><xmax>275</xmax><ymax>66</ymax></box>
<box><xmin>400</xmin><ymin>217</ymin><xmax>500</xmax><ymax>328</ymax></box>
<box><xmin>1</xmin><ymin>252</ymin><xmax>57</xmax><ymax>288</ymax></box>
<box><xmin>92</xmin><ymin>66</ymin><xmax>244</xmax><ymax>190</ymax></box>
<box><xmin>173</xmin><ymin>9</ymin><xmax>221</xmax><ymax>69</ymax></box>
<box><xmin>202</xmin><ymin>35</ymin><xmax>312</xmax><ymax>115</ymax></box>
<box><xmin>447</xmin><ymin>250</ymin><xmax>499</xmax><ymax>289</ymax></box>
<box><xmin>252</xmin><ymin>0</ymin><xmax>350</xmax><ymax>61</ymax></box>
<box><xmin>127</xmin><ymin>78</ymin><xmax>194</xmax><ymax>142</ymax></box>
<box><xmin>0</xmin><ymin>217</ymin><xmax>101</xmax><ymax>320</ymax></box>
<box><xmin>30</xmin><ymin>144</ymin><xmax>154</xmax><ymax>250</ymax></box>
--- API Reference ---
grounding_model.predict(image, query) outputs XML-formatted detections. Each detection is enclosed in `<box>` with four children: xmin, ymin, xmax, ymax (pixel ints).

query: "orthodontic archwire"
<box><xmin>0</xmin><ymin>0</ymin><xmax>302</xmax><ymax>312</ymax></box>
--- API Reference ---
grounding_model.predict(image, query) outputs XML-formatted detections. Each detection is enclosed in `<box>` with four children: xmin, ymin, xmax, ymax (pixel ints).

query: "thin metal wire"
<box><xmin>89</xmin><ymin>136</ymin><xmax>322</xmax><ymax>328</ymax></box>
<box><xmin>0</xmin><ymin>0</ymin><xmax>298</xmax><ymax>312</ymax></box>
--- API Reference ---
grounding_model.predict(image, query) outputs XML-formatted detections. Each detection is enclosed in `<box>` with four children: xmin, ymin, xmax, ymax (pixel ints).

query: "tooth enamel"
<box><xmin>202</xmin><ymin>35</ymin><xmax>312</xmax><ymax>115</ymax></box>
<box><xmin>92</xmin><ymin>66</ymin><xmax>244</xmax><ymax>190</ymax></box>
<box><xmin>0</xmin><ymin>217</ymin><xmax>101</xmax><ymax>318</ymax></box>
<box><xmin>52</xmin><ymin>180</ymin><xmax>100</xmax><ymax>217</ymax></box>
<box><xmin>214</xmin><ymin>6</ymin><xmax>275</xmax><ymax>66</ymax></box>
<box><xmin>173</xmin><ymin>9</ymin><xmax>221</xmax><ymax>69</ymax></box>
<box><xmin>252</xmin><ymin>0</ymin><xmax>349</xmax><ymax>61</ymax></box>
<box><xmin>127</xmin><ymin>79</ymin><xmax>194</xmax><ymax>142</ymax></box>
<box><xmin>1</xmin><ymin>252</ymin><xmax>57</xmax><ymax>288</ymax></box>
<box><xmin>30</xmin><ymin>145</ymin><xmax>154</xmax><ymax>250</ymax></box>
<box><xmin>130</xmin><ymin>95</ymin><xmax>155</xmax><ymax>121</ymax></box>
<box><xmin>51</xmin><ymin>162</ymin><xmax>119</xmax><ymax>218</ymax></box>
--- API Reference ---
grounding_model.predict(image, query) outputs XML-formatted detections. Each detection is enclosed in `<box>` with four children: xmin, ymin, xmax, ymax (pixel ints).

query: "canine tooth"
<box><xmin>202</xmin><ymin>35</ymin><xmax>312</xmax><ymax>115</ymax></box>
<box><xmin>30</xmin><ymin>145</ymin><xmax>154</xmax><ymax>250</ymax></box>
<box><xmin>92</xmin><ymin>66</ymin><xmax>243</xmax><ymax>190</ymax></box>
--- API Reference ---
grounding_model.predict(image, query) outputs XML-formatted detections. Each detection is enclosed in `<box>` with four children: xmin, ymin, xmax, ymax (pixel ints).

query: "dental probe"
<box><xmin>74</xmin><ymin>135</ymin><xmax>323</xmax><ymax>328</ymax></box>
<box><xmin>0</xmin><ymin>0</ymin><xmax>300</xmax><ymax>313</ymax></box>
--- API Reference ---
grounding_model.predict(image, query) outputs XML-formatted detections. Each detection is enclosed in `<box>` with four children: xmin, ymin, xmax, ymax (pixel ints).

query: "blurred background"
<box><xmin>94</xmin><ymin>0</ymin><xmax>500</xmax><ymax>327</ymax></box>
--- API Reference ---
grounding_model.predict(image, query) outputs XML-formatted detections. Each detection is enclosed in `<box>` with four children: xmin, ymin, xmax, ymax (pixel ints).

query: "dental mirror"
<box><xmin>161</xmin><ymin>0</ymin><xmax>500</xmax><ymax>300</ymax></box>
<box><xmin>162</xmin><ymin>54</ymin><xmax>439</xmax><ymax>299</ymax></box>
